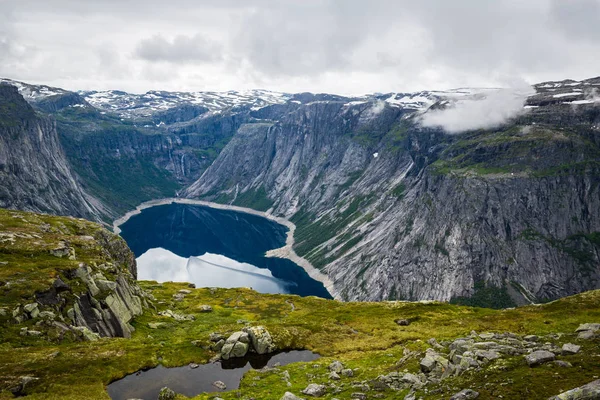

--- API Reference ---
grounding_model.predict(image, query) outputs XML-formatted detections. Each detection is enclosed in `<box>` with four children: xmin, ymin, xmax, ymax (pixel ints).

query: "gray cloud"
<box><xmin>134</xmin><ymin>34</ymin><xmax>223</xmax><ymax>63</ymax></box>
<box><xmin>0</xmin><ymin>0</ymin><xmax>599</xmax><ymax>94</ymax></box>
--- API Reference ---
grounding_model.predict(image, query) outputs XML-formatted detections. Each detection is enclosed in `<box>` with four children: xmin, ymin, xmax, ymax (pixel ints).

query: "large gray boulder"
<box><xmin>548</xmin><ymin>379</ymin><xmax>600</xmax><ymax>400</ymax></box>
<box><xmin>244</xmin><ymin>326</ymin><xmax>275</xmax><ymax>354</ymax></box>
<box><xmin>221</xmin><ymin>331</ymin><xmax>250</xmax><ymax>360</ymax></box>
<box><xmin>525</xmin><ymin>350</ymin><xmax>555</xmax><ymax>367</ymax></box>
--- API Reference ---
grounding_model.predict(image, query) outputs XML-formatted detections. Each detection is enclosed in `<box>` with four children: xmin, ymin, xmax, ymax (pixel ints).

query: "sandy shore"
<box><xmin>112</xmin><ymin>198</ymin><xmax>338</xmax><ymax>299</ymax></box>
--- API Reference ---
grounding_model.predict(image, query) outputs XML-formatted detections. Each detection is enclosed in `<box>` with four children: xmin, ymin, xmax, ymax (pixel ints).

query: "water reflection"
<box><xmin>107</xmin><ymin>350</ymin><xmax>320</xmax><ymax>400</ymax></box>
<box><xmin>119</xmin><ymin>203</ymin><xmax>332</xmax><ymax>298</ymax></box>
<box><xmin>137</xmin><ymin>248</ymin><xmax>292</xmax><ymax>294</ymax></box>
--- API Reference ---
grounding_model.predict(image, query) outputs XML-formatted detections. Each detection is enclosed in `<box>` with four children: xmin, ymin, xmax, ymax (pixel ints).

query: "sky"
<box><xmin>1</xmin><ymin>0</ymin><xmax>599</xmax><ymax>95</ymax></box>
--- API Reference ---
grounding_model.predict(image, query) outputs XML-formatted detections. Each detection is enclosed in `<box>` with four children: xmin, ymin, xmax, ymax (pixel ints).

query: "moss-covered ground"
<box><xmin>0</xmin><ymin>209</ymin><xmax>599</xmax><ymax>399</ymax></box>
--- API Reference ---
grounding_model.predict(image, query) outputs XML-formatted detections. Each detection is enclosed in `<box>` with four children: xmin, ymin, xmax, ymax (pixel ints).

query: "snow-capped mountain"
<box><xmin>78</xmin><ymin>89</ymin><xmax>293</xmax><ymax>118</ymax></box>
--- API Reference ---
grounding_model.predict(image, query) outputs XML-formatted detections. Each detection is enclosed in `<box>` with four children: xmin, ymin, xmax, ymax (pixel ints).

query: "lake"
<box><xmin>118</xmin><ymin>203</ymin><xmax>332</xmax><ymax>298</ymax></box>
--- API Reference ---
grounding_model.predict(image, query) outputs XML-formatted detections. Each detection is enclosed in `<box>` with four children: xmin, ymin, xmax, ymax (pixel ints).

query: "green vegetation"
<box><xmin>67</xmin><ymin>156</ymin><xmax>181</xmax><ymax>216</ymax></box>
<box><xmin>0</xmin><ymin>208</ymin><xmax>599</xmax><ymax>399</ymax></box>
<box><xmin>232</xmin><ymin>186</ymin><xmax>274</xmax><ymax>212</ymax></box>
<box><xmin>391</xmin><ymin>183</ymin><xmax>406</xmax><ymax>199</ymax></box>
<box><xmin>450</xmin><ymin>281</ymin><xmax>517</xmax><ymax>309</ymax></box>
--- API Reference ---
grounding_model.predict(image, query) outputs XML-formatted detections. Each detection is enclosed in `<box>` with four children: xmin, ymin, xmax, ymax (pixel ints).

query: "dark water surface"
<box><xmin>107</xmin><ymin>350</ymin><xmax>320</xmax><ymax>400</ymax></box>
<box><xmin>119</xmin><ymin>203</ymin><xmax>331</xmax><ymax>298</ymax></box>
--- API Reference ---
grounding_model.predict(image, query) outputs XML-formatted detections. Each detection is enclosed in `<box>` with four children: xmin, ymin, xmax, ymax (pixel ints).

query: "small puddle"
<box><xmin>107</xmin><ymin>350</ymin><xmax>320</xmax><ymax>400</ymax></box>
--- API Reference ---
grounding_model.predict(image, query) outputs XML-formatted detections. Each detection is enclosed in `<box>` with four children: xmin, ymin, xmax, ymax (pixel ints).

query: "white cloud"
<box><xmin>420</xmin><ymin>85</ymin><xmax>535</xmax><ymax>133</ymax></box>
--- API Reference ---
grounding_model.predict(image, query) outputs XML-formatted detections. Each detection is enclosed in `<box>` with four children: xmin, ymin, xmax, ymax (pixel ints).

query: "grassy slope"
<box><xmin>0</xmin><ymin>210</ymin><xmax>599</xmax><ymax>400</ymax></box>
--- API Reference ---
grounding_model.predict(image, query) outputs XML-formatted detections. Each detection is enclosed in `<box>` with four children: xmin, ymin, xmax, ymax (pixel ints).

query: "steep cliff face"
<box><xmin>0</xmin><ymin>84</ymin><xmax>105</xmax><ymax>221</ymax></box>
<box><xmin>185</xmin><ymin>83</ymin><xmax>600</xmax><ymax>305</ymax></box>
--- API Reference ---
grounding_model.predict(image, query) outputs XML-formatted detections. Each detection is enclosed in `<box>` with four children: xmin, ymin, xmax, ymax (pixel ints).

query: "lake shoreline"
<box><xmin>112</xmin><ymin>198</ymin><xmax>339</xmax><ymax>300</ymax></box>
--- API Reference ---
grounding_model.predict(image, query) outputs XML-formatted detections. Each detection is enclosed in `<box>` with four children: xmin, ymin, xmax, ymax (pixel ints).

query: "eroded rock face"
<box><xmin>184</xmin><ymin>90</ymin><xmax>600</xmax><ymax>304</ymax></box>
<box><xmin>0</xmin><ymin>84</ymin><xmax>104</xmax><ymax>221</ymax></box>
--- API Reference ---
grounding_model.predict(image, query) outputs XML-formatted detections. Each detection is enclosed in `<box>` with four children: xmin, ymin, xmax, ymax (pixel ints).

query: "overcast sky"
<box><xmin>1</xmin><ymin>0</ymin><xmax>599</xmax><ymax>94</ymax></box>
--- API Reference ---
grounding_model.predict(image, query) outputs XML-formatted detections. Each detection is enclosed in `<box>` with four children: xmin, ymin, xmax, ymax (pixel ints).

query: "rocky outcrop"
<box><xmin>2</xmin><ymin>208</ymin><xmax>149</xmax><ymax>339</ymax></box>
<box><xmin>0</xmin><ymin>84</ymin><xmax>105</xmax><ymax>220</ymax></box>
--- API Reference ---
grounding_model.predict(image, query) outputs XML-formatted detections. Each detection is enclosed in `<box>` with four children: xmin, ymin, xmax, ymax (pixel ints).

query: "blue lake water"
<box><xmin>118</xmin><ymin>203</ymin><xmax>331</xmax><ymax>298</ymax></box>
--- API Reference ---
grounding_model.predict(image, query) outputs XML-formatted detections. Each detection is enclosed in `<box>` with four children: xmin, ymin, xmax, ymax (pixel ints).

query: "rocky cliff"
<box><xmin>185</xmin><ymin>79</ymin><xmax>600</xmax><ymax>305</ymax></box>
<box><xmin>0</xmin><ymin>208</ymin><xmax>150</xmax><ymax>340</ymax></box>
<box><xmin>0</xmin><ymin>84</ymin><xmax>105</xmax><ymax>221</ymax></box>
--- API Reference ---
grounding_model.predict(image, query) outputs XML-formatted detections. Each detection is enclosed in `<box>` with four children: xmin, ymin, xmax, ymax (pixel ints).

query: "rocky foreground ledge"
<box><xmin>0</xmin><ymin>208</ymin><xmax>599</xmax><ymax>399</ymax></box>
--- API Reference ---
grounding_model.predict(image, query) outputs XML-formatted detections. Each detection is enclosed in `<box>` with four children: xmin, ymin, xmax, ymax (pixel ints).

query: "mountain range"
<box><xmin>1</xmin><ymin>76</ymin><xmax>599</xmax><ymax>307</ymax></box>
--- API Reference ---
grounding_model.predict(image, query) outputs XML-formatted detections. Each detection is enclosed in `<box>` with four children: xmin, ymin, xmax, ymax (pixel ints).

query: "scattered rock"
<box><xmin>38</xmin><ymin>311</ymin><xmax>56</xmax><ymax>320</ymax></box>
<box><xmin>209</xmin><ymin>332</ymin><xmax>225</xmax><ymax>342</ymax></box>
<box><xmin>548</xmin><ymin>379</ymin><xmax>600</xmax><ymax>400</ymax></box>
<box><xmin>341</xmin><ymin>368</ymin><xmax>354</xmax><ymax>377</ymax></box>
<box><xmin>189</xmin><ymin>363</ymin><xmax>199</xmax><ymax>369</ymax></box>
<box><xmin>577</xmin><ymin>330</ymin><xmax>596</xmax><ymax>340</ymax></box>
<box><xmin>329</xmin><ymin>371</ymin><xmax>340</xmax><ymax>380</ymax></box>
<box><xmin>395</xmin><ymin>319</ymin><xmax>410</xmax><ymax>326</ymax></box>
<box><xmin>158</xmin><ymin>387</ymin><xmax>176</xmax><ymax>400</ymax></box>
<box><xmin>419</xmin><ymin>355</ymin><xmax>437</xmax><ymax>373</ymax></box>
<box><xmin>172</xmin><ymin>293</ymin><xmax>185</xmax><ymax>302</ymax></box>
<box><xmin>281</xmin><ymin>392</ymin><xmax>305</xmax><ymax>400</ymax></box>
<box><xmin>351</xmin><ymin>393</ymin><xmax>367</xmax><ymax>400</ymax></box>
<box><xmin>525</xmin><ymin>350</ymin><xmax>555</xmax><ymax>367</ymax></box>
<box><xmin>475</xmin><ymin>350</ymin><xmax>500</xmax><ymax>361</ymax></box>
<box><xmin>158</xmin><ymin>309</ymin><xmax>195</xmax><ymax>321</ymax></box>
<box><xmin>301</xmin><ymin>383</ymin><xmax>327</xmax><ymax>397</ymax></box>
<box><xmin>73</xmin><ymin>326</ymin><xmax>100</xmax><ymax>341</ymax></box>
<box><xmin>188</xmin><ymin>283</ymin><xmax>196</xmax><ymax>288</ymax></box>
<box><xmin>553</xmin><ymin>360</ymin><xmax>572</xmax><ymax>368</ymax></box>
<box><xmin>575</xmin><ymin>323</ymin><xmax>600</xmax><ymax>332</ymax></box>
<box><xmin>148</xmin><ymin>322</ymin><xmax>166</xmax><ymax>329</ymax></box>
<box><xmin>450</xmin><ymin>388</ymin><xmax>480</xmax><ymax>399</ymax></box>
<box><xmin>23</xmin><ymin>303</ymin><xmax>40</xmax><ymax>318</ymax></box>
<box><xmin>329</xmin><ymin>360</ymin><xmax>344</xmax><ymax>373</ymax></box>
<box><xmin>524</xmin><ymin>335</ymin><xmax>539</xmax><ymax>342</ymax></box>
<box><xmin>178</xmin><ymin>289</ymin><xmax>192</xmax><ymax>294</ymax></box>
<box><xmin>199</xmin><ymin>305</ymin><xmax>213</xmax><ymax>312</ymax></box>
<box><xmin>212</xmin><ymin>380</ymin><xmax>226</xmax><ymax>390</ymax></box>
<box><xmin>479</xmin><ymin>333</ymin><xmax>495</xmax><ymax>340</ymax></box>
<box><xmin>561</xmin><ymin>343</ymin><xmax>581</xmax><ymax>355</ymax></box>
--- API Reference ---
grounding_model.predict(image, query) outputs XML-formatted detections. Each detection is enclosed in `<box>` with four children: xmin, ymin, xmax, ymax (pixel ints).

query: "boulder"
<box><xmin>158</xmin><ymin>387</ymin><xmax>176</xmax><ymax>400</ymax></box>
<box><xmin>548</xmin><ymin>379</ymin><xmax>600</xmax><ymax>400</ymax></box>
<box><xmin>474</xmin><ymin>350</ymin><xmax>500</xmax><ymax>361</ymax></box>
<box><xmin>351</xmin><ymin>394</ymin><xmax>367</xmax><ymax>400</ymax></box>
<box><xmin>561</xmin><ymin>343</ymin><xmax>581</xmax><ymax>355</ymax></box>
<box><xmin>301</xmin><ymin>383</ymin><xmax>327</xmax><ymax>397</ymax></box>
<box><xmin>525</xmin><ymin>350</ymin><xmax>555</xmax><ymax>367</ymax></box>
<box><xmin>329</xmin><ymin>371</ymin><xmax>340</xmax><ymax>380</ymax></box>
<box><xmin>575</xmin><ymin>323</ymin><xmax>600</xmax><ymax>332</ymax></box>
<box><xmin>329</xmin><ymin>360</ymin><xmax>344</xmax><ymax>373</ymax></box>
<box><xmin>281</xmin><ymin>392</ymin><xmax>305</xmax><ymax>400</ymax></box>
<box><xmin>524</xmin><ymin>335</ymin><xmax>539</xmax><ymax>342</ymax></box>
<box><xmin>221</xmin><ymin>331</ymin><xmax>250</xmax><ymax>360</ymax></box>
<box><xmin>395</xmin><ymin>319</ymin><xmax>410</xmax><ymax>326</ymax></box>
<box><xmin>419</xmin><ymin>355</ymin><xmax>437</xmax><ymax>373</ymax></box>
<box><xmin>199</xmin><ymin>305</ymin><xmax>213</xmax><ymax>312</ymax></box>
<box><xmin>38</xmin><ymin>311</ymin><xmax>56</xmax><ymax>320</ymax></box>
<box><xmin>148</xmin><ymin>322</ymin><xmax>166</xmax><ymax>329</ymax></box>
<box><xmin>341</xmin><ymin>368</ymin><xmax>354</xmax><ymax>377</ymax></box>
<box><xmin>577</xmin><ymin>330</ymin><xmax>595</xmax><ymax>340</ymax></box>
<box><xmin>245</xmin><ymin>326</ymin><xmax>275</xmax><ymax>354</ymax></box>
<box><xmin>450</xmin><ymin>389</ymin><xmax>480</xmax><ymax>399</ymax></box>
<box><xmin>23</xmin><ymin>303</ymin><xmax>40</xmax><ymax>319</ymax></box>
<box><xmin>178</xmin><ymin>289</ymin><xmax>192</xmax><ymax>294</ymax></box>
